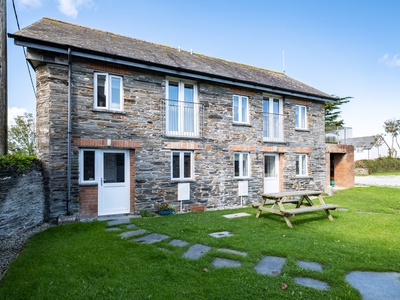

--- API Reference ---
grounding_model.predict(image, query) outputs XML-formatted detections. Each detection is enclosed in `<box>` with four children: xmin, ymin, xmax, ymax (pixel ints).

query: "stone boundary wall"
<box><xmin>0</xmin><ymin>166</ymin><xmax>45</xmax><ymax>238</ymax></box>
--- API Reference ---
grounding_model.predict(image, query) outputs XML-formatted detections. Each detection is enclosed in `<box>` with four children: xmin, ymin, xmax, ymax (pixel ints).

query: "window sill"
<box><xmin>293</xmin><ymin>176</ymin><xmax>313</xmax><ymax>179</ymax></box>
<box><xmin>165</xmin><ymin>135</ymin><xmax>202</xmax><ymax>140</ymax></box>
<box><xmin>234</xmin><ymin>177</ymin><xmax>251</xmax><ymax>180</ymax></box>
<box><xmin>171</xmin><ymin>179</ymin><xmax>196</xmax><ymax>183</ymax></box>
<box><xmin>92</xmin><ymin>108</ymin><xmax>127</xmax><ymax>115</ymax></box>
<box><xmin>232</xmin><ymin>122</ymin><xmax>252</xmax><ymax>127</ymax></box>
<box><xmin>79</xmin><ymin>182</ymin><xmax>98</xmax><ymax>186</ymax></box>
<box><xmin>262</xmin><ymin>139</ymin><xmax>285</xmax><ymax>144</ymax></box>
<box><xmin>295</xmin><ymin>128</ymin><xmax>310</xmax><ymax>132</ymax></box>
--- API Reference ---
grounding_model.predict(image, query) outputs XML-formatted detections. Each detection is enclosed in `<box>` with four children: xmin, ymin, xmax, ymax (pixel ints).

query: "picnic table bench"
<box><xmin>253</xmin><ymin>190</ymin><xmax>339</xmax><ymax>228</ymax></box>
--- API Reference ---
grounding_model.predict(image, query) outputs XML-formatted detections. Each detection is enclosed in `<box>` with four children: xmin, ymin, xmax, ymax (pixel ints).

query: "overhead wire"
<box><xmin>11</xmin><ymin>0</ymin><xmax>36</xmax><ymax>97</ymax></box>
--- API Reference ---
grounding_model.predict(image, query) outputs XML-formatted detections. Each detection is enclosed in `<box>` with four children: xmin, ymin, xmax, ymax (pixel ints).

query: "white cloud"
<box><xmin>57</xmin><ymin>0</ymin><xmax>94</xmax><ymax>18</ymax></box>
<box><xmin>379</xmin><ymin>53</ymin><xmax>400</xmax><ymax>67</ymax></box>
<box><xmin>16</xmin><ymin>0</ymin><xmax>43</xmax><ymax>8</ymax></box>
<box><xmin>8</xmin><ymin>107</ymin><xmax>29</xmax><ymax>126</ymax></box>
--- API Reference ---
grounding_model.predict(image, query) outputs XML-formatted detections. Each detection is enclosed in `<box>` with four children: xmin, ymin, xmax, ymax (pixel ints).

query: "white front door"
<box><xmin>98</xmin><ymin>150</ymin><xmax>130</xmax><ymax>216</ymax></box>
<box><xmin>264</xmin><ymin>154</ymin><xmax>279</xmax><ymax>193</ymax></box>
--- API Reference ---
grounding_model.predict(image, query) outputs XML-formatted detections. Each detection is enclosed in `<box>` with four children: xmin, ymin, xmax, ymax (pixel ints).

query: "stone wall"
<box><xmin>0</xmin><ymin>165</ymin><xmax>45</xmax><ymax>237</ymax></box>
<box><xmin>33</xmin><ymin>52</ymin><xmax>327</xmax><ymax>218</ymax></box>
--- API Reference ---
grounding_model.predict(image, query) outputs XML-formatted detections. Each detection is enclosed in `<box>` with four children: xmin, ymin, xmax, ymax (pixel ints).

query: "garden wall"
<box><xmin>0</xmin><ymin>166</ymin><xmax>45</xmax><ymax>238</ymax></box>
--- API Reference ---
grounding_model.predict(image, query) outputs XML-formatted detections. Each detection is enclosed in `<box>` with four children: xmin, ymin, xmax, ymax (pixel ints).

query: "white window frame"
<box><xmin>79</xmin><ymin>149</ymin><xmax>96</xmax><ymax>184</ymax></box>
<box><xmin>263</xmin><ymin>96</ymin><xmax>284</xmax><ymax>141</ymax></box>
<box><xmin>234</xmin><ymin>152</ymin><xmax>250</xmax><ymax>178</ymax></box>
<box><xmin>296</xmin><ymin>154</ymin><xmax>308</xmax><ymax>176</ymax></box>
<box><xmin>165</xmin><ymin>77</ymin><xmax>199</xmax><ymax>137</ymax></box>
<box><xmin>94</xmin><ymin>73</ymin><xmax>124</xmax><ymax>111</ymax></box>
<box><xmin>233</xmin><ymin>95</ymin><xmax>249</xmax><ymax>124</ymax></box>
<box><xmin>171</xmin><ymin>150</ymin><xmax>194</xmax><ymax>181</ymax></box>
<box><xmin>295</xmin><ymin>105</ymin><xmax>307</xmax><ymax>129</ymax></box>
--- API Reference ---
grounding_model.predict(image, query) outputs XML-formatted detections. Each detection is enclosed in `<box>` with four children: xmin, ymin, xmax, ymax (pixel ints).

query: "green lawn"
<box><xmin>1</xmin><ymin>187</ymin><xmax>399</xmax><ymax>299</ymax></box>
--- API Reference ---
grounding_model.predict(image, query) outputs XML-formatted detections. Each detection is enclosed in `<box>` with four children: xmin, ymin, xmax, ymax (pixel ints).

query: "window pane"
<box><xmin>273</xmin><ymin>99</ymin><xmax>280</xmax><ymax>113</ymax></box>
<box><xmin>295</xmin><ymin>106</ymin><xmax>300</xmax><ymax>128</ymax></box>
<box><xmin>183</xmin><ymin>152</ymin><xmax>191</xmax><ymax>178</ymax></box>
<box><xmin>300</xmin><ymin>106</ymin><xmax>306</xmax><ymax>128</ymax></box>
<box><xmin>168</xmin><ymin>82</ymin><xmax>179</xmax><ymax>132</ymax></box>
<box><xmin>241</xmin><ymin>97</ymin><xmax>248</xmax><ymax>123</ymax></box>
<box><xmin>83</xmin><ymin>151</ymin><xmax>95</xmax><ymax>181</ymax></box>
<box><xmin>96</xmin><ymin>74</ymin><xmax>106</xmax><ymax>107</ymax></box>
<box><xmin>301</xmin><ymin>155</ymin><xmax>307</xmax><ymax>175</ymax></box>
<box><xmin>264</xmin><ymin>155</ymin><xmax>276</xmax><ymax>178</ymax></box>
<box><xmin>103</xmin><ymin>153</ymin><xmax>125</xmax><ymax>183</ymax></box>
<box><xmin>172</xmin><ymin>152</ymin><xmax>180</xmax><ymax>178</ymax></box>
<box><xmin>111</xmin><ymin>77</ymin><xmax>121</xmax><ymax>109</ymax></box>
<box><xmin>233</xmin><ymin>96</ymin><xmax>239</xmax><ymax>122</ymax></box>
<box><xmin>184</xmin><ymin>84</ymin><xmax>194</xmax><ymax>133</ymax></box>
<box><xmin>234</xmin><ymin>153</ymin><xmax>240</xmax><ymax>177</ymax></box>
<box><xmin>242</xmin><ymin>153</ymin><xmax>249</xmax><ymax>177</ymax></box>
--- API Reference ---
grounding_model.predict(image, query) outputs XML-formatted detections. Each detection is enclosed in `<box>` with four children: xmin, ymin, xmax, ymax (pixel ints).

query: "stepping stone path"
<box><xmin>182</xmin><ymin>244</ymin><xmax>211</xmax><ymax>260</ymax></box>
<box><xmin>254</xmin><ymin>256</ymin><xmax>286</xmax><ymax>276</ymax></box>
<box><xmin>106</xmin><ymin>216</ymin><xmax>400</xmax><ymax>298</ymax></box>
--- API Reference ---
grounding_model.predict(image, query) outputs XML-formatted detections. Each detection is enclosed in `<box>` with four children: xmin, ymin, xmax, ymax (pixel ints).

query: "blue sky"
<box><xmin>6</xmin><ymin>0</ymin><xmax>400</xmax><ymax>137</ymax></box>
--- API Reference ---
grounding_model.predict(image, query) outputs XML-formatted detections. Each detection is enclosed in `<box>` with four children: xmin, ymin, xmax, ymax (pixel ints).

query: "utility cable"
<box><xmin>11</xmin><ymin>0</ymin><xmax>36</xmax><ymax>97</ymax></box>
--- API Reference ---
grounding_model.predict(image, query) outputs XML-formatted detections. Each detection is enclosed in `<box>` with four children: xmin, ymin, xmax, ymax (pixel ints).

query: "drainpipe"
<box><xmin>67</xmin><ymin>48</ymin><xmax>72</xmax><ymax>215</ymax></box>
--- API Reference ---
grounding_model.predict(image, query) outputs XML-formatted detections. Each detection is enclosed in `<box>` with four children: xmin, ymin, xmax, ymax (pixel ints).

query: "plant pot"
<box><xmin>159</xmin><ymin>209</ymin><xmax>174</xmax><ymax>215</ymax></box>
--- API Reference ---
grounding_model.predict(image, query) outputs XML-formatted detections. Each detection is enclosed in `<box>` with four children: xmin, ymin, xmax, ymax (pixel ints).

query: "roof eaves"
<box><xmin>10</xmin><ymin>33</ymin><xmax>337</xmax><ymax>103</ymax></box>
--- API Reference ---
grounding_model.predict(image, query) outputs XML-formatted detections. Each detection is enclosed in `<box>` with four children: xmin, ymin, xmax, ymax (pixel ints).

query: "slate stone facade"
<box><xmin>33</xmin><ymin>55</ymin><xmax>327</xmax><ymax>219</ymax></box>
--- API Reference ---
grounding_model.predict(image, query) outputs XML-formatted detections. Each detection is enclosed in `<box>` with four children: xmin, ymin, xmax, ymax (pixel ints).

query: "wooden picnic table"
<box><xmin>253</xmin><ymin>190</ymin><xmax>339</xmax><ymax>228</ymax></box>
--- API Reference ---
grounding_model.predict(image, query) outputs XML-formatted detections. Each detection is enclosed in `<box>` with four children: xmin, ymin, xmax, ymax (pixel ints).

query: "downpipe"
<box><xmin>67</xmin><ymin>48</ymin><xmax>72</xmax><ymax>215</ymax></box>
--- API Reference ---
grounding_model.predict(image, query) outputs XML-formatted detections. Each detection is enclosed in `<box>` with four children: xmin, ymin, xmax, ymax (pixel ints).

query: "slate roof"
<box><xmin>10</xmin><ymin>18</ymin><xmax>336</xmax><ymax>101</ymax></box>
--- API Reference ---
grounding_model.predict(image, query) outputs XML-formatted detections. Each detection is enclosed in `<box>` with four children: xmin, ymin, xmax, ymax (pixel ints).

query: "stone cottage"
<box><xmin>10</xmin><ymin>18</ymin><xmax>337</xmax><ymax>220</ymax></box>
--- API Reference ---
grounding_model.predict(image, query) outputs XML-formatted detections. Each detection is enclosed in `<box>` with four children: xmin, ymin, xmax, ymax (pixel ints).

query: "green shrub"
<box><xmin>0</xmin><ymin>153</ymin><xmax>39</xmax><ymax>173</ymax></box>
<box><xmin>356</xmin><ymin>157</ymin><xmax>400</xmax><ymax>174</ymax></box>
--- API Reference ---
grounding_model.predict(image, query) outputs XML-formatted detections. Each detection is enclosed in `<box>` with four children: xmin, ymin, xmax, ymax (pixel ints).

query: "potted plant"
<box><xmin>156</xmin><ymin>202</ymin><xmax>176</xmax><ymax>215</ymax></box>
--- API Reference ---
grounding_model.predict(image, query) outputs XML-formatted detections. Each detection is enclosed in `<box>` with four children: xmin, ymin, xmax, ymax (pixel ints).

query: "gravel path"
<box><xmin>0</xmin><ymin>223</ymin><xmax>53</xmax><ymax>281</ymax></box>
<box><xmin>355</xmin><ymin>175</ymin><xmax>400</xmax><ymax>188</ymax></box>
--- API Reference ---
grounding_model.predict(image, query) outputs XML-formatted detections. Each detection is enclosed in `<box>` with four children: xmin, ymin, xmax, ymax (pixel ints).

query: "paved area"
<box><xmin>106</xmin><ymin>216</ymin><xmax>400</xmax><ymax>299</ymax></box>
<box><xmin>355</xmin><ymin>175</ymin><xmax>400</xmax><ymax>188</ymax></box>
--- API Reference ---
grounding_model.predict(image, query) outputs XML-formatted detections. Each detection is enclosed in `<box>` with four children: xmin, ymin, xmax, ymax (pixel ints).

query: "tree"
<box><xmin>8</xmin><ymin>112</ymin><xmax>36</xmax><ymax>156</ymax></box>
<box><xmin>374</xmin><ymin>118</ymin><xmax>400</xmax><ymax>158</ymax></box>
<box><xmin>325</xmin><ymin>96</ymin><xmax>351</xmax><ymax>132</ymax></box>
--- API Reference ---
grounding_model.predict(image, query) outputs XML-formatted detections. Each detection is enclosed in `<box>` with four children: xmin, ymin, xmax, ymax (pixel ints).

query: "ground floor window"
<box><xmin>80</xmin><ymin>149</ymin><xmax>96</xmax><ymax>183</ymax></box>
<box><xmin>171</xmin><ymin>151</ymin><xmax>193</xmax><ymax>180</ymax></box>
<box><xmin>296</xmin><ymin>154</ymin><xmax>308</xmax><ymax>176</ymax></box>
<box><xmin>234</xmin><ymin>152</ymin><xmax>250</xmax><ymax>178</ymax></box>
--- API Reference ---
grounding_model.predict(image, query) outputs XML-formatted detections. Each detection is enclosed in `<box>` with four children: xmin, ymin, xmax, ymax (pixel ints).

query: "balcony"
<box><xmin>161</xmin><ymin>99</ymin><xmax>204</xmax><ymax>138</ymax></box>
<box><xmin>263</xmin><ymin>112</ymin><xmax>284</xmax><ymax>142</ymax></box>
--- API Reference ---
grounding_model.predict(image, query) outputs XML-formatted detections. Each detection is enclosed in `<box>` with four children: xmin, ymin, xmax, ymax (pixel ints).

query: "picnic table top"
<box><xmin>262</xmin><ymin>190</ymin><xmax>323</xmax><ymax>198</ymax></box>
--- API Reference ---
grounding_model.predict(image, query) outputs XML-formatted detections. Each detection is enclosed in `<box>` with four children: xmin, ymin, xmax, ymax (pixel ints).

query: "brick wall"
<box><xmin>326</xmin><ymin>144</ymin><xmax>355</xmax><ymax>188</ymax></box>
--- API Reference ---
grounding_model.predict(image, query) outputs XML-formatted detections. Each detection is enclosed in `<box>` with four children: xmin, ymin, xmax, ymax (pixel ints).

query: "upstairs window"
<box><xmin>171</xmin><ymin>151</ymin><xmax>193</xmax><ymax>180</ymax></box>
<box><xmin>166</xmin><ymin>78</ymin><xmax>199</xmax><ymax>137</ymax></box>
<box><xmin>295</xmin><ymin>105</ymin><xmax>307</xmax><ymax>129</ymax></box>
<box><xmin>263</xmin><ymin>96</ymin><xmax>284</xmax><ymax>141</ymax></box>
<box><xmin>296</xmin><ymin>154</ymin><xmax>308</xmax><ymax>176</ymax></box>
<box><xmin>233</xmin><ymin>95</ymin><xmax>249</xmax><ymax>124</ymax></box>
<box><xmin>94</xmin><ymin>73</ymin><xmax>123</xmax><ymax>110</ymax></box>
<box><xmin>234</xmin><ymin>152</ymin><xmax>250</xmax><ymax>178</ymax></box>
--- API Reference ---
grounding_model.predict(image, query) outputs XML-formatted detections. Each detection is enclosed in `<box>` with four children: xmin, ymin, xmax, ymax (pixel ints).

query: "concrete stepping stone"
<box><xmin>296</xmin><ymin>260</ymin><xmax>323</xmax><ymax>272</ymax></box>
<box><xmin>217</xmin><ymin>248</ymin><xmax>248</xmax><ymax>257</ymax></box>
<box><xmin>169</xmin><ymin>239</ymin><xmax>189</xmax><ymax>247</ymax></box>
<box><xmin>119</xmin><ymin>229</ymin><xmax>147</xmax><ymax>238</ymax></box>
<box><xmin>209</xmin><ymin>231</ymin><xmax>234</xmax><ymax>238</ymax></box>
<box><xmin>134</xmin><ymin>233</ymin><xmax>169</xmax><ymax>244</ymax></box>
<box><xmin>254</xmin><ymin>256</ymin><xmax>286</xmax><ymax>276</ymax></box>
<box><xmin>223</xmin><ymin>212</ymin><xmax>251</xmax><ymax>218</ymax></box>
<box><xmin>294</xmin><ymin>277</ymin><xmax>330</xmax><ymax>291</ymax></box>
<box><xmin>212</xmin><ymin>258</ymin><xmax>242</xmax><ymax>268</ymax></box>
<box><xmin>182</xmin><ymin>244</ymin><xmax>212</xmax><ymax>260</ymax></box>
<box><xmin>126</xmin><ymin>224</ymin><xmax>137</xmax><ymax>229</ymax></box>
<box><xmin>105</xmin><ymin>227</ymin><xmax>122</xmax><ymax>232</ymax></box>
<box><xmin>107</xmin><ymin>218</ymin><xmax>131</xmax><ymax>226</ymax></box>
<box><xmin>345</xmin><ymin>271</ymin><xmax>400</xmax><ymax>300</ymax></box>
